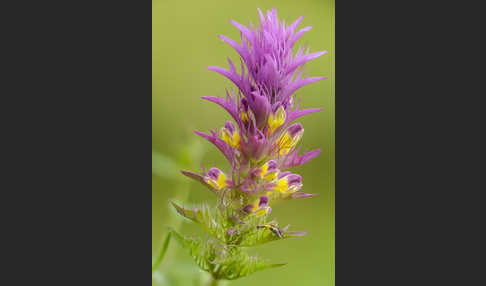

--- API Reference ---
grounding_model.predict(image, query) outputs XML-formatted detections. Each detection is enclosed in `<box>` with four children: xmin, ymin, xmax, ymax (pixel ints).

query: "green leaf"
<box><xmin>180</xmin><ymin>170</ymin><xmax>217</xmax><ymax>194</ymax></box>
<box><xmin>152</xmin><ymin>231</ymin><xmax>172</xmax><ymax>272</ymax></box>
<box><xmin>215</xmin><ymin>247</ymin><xmax>287</xmax><ymax>280</ymax></box>
<box><xmin>170</xmin><ymin>229</ymin><xmax>211</xmax><ymax>272</ymax></box>
<box><xmin>238</xmin><ymin>227</ymin><xmax>308</xmax><ymax>247</ymax></box>
<box><xmin>169</xmin><ymin>201</ymin><xmax>307</xmax><ymax>248</ymax></box>
<box><xmin>169</xmin><ymin>201</ymin><xmax>227</xmax><ymax>242</ymax></box>
<box><xmin>234</xmin><ymin>216</ymin><xmax>309</xmax><ymax>247</ymax></box>
<box><xmin>170</xmin><ymin>228</ymin><xmax>286</xmax><ymax>280</ymax></box>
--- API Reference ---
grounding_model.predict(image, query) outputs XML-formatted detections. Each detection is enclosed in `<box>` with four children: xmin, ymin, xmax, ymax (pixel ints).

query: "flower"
<box><xmin>243</xmin><ymin>195</ymin><xmax>272</xmax><ymax>216</ymax></box>
<box><xmin>200</xmin><ymin>8</ymin><xmax>326</xmax><ymax>166</ymax></box>
<box><xmin>273</xmin><ymin>172</ymin><xmax>303</xmax><ymax>194</ymax></box>
<box><xmin>275</xmin><ymin>123</ymin><xmax>304</xmax><ymax>156</ymax></box>
<box><xmin>172</xmin><ymin>9</ymin><xmax>327</xmax><ymax>280</ymax></box>
<box><xmin>259</xmin><ymin>160</ymin><xmax>279</xmax><ymax>181</ymax></box>
<box><xmin>191</xmin><ymin>7</ymin><xmax>326</xmax><ymax>222</ymax></box>
<box><xmin>267</xmin><ymin>105</ymin><xmax>286</xmax><ymax>133</ymax></box>
<box><xmin>204</xmin><ymin>167</ymin><xmax>228</xmax><ymax>190</ymax></box>
<box><xmin>208</xmin><ymin>8</ymin><xmax>327</xmax><ymax>109</ymax></box>
<box><xmin>221</xmin><ymin>120</ymin><xmax>240</xmax><ymax>149</ymax></box>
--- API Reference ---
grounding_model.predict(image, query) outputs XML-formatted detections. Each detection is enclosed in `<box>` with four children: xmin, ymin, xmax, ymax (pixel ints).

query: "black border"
<box><xmin>336</xmin><ymin>1</ymin><xmax>484</xmax><ymax>285</ymax></box>
<box><xmin>5</xmin><ymin>0</ymin><xmax>484</xmax><ymax>284</ymax></box>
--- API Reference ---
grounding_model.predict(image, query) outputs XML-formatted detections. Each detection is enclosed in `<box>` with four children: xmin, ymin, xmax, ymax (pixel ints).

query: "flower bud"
<box><xmin>276</xmin><ymin>123</ymin><xmax>304</xmax><ymax>156</ymax></box>
<box><xmin>273</xmin><ymin>172</ymin><xmax>302</xmax><ymax>194</ymax></box>
<box><xmin>248</xmin><ymin>92</ymin><xmax>271</xmax><ymax>129</ymax></box>
<box><xmin>243</xmin><ymin>195</ymin><xmax>271</xmax><ymax>216</ymax></box>
<box><xmin>267</xmin><ymin>105</ymin><xmax>286</xmax><ymax>133</ymax></box>
<box><xmin>220</xmin><ymin>121</ymin><xmax>240</xmax><ymax>149</ymax></box>
<box><xmin>204</xmin><ymin>168</ymin><xmax>227</xmax><ymax>190</ymax></box>
<box><xmin>254</xmin><ymin>206</ymin><xmax>271</xmax><ymax>216</ymax></box>
<box><xmin>239</xmin><ymin>98</ymin><xmax>250</xmax><ymax>125</ymax></box>
<box><xmin>259</xmin><ymin>160</ymin><xmax>279</xmax><ymax>181</ymax></box>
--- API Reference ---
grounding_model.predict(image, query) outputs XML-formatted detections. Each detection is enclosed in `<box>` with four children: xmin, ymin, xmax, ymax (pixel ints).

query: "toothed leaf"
<box><xmin>170</xmin><ymin>228</ymin><xmax>286</xmax><ymax>280</ymax></box>
<box><xmin>169</xmin><ymin>201</ymin><xmax>228</xmax><ymax>242</ymax></box>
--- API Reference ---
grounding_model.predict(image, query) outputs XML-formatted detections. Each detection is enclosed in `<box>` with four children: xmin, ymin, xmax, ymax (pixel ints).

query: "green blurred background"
<box><xmin>153</xmin><ymin>0</ymin><xmax>334</xmax><ymax>285</ymax></box>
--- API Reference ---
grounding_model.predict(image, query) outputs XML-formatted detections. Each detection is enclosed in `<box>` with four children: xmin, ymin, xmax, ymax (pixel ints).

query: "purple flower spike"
<box><xmin>174</xmin><ymin>11</ymin><xmax>326</xmax><ymax>273</ymax></box>
<box><xmin>209</xmin><ymin>7</ymin><xmax>327</xmax><ymax>134</ymax></box>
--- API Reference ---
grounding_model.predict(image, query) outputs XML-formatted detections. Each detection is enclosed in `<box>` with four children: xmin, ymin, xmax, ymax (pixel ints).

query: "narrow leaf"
<box><xmin>152</xmin><ymin>231</ymin><xmax>172</xmax><ymax>272</ymax></box>
<box><xmin>180</xmin><ymin>170</ymin><xmax>217</xmax><ymax>193</ymax></box>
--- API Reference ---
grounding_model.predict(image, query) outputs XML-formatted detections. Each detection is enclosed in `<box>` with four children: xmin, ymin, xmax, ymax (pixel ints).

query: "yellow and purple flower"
<box><xmin>175</xmin><ymin>10</ymin><xmax>326</xmax><ymax>278</ymax></box>
<box><xmin>243</xmin><ymin>195</ymin><xmax>271</xmax><ymax>216</ymax></box>
<box><xmin>273</xmin><ymin>172</ymin><xmax>303</xmax><ymax>194</ymax></box>
<box><xmin>204</xmin><ymin>167</ymin><xmax>228</xmax><ymax>190</ymax></box>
